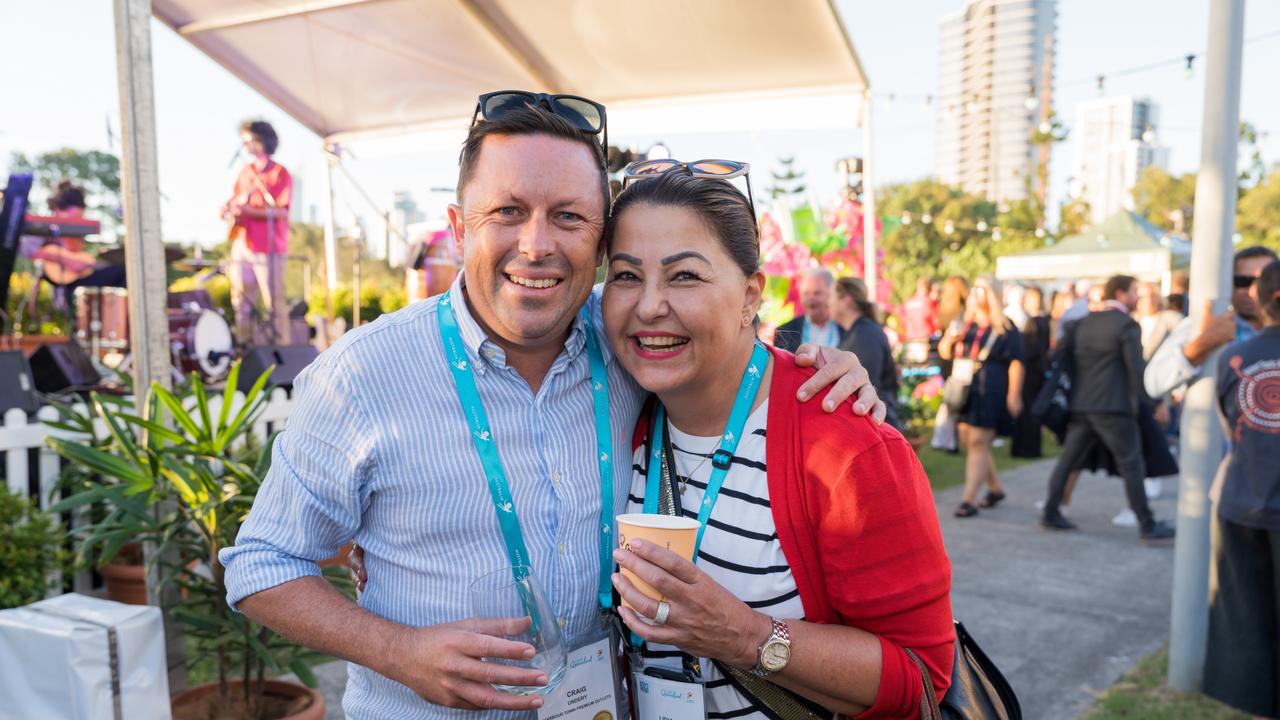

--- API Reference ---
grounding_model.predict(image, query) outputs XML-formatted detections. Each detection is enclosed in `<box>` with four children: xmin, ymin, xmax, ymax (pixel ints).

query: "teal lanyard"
<box><xmin>437</xmin><ymin>290</ymin><xmax>616</xmax><ymax>612</ymax></box>
<box><xmin>643</xmin><ymin>341</ymin><xmax>770</xmax><ymax>559</ymax></box>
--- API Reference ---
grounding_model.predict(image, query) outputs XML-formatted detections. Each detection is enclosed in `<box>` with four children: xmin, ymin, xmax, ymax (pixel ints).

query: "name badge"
<box><xmin>538</xmin><ymin>637</ymin><xmax>623</xmax><ymax>720</ymax></box>
<box><xmin>951</xmin><ymin>358</ymin><xmax>977</xmax><ymax>384</ymax></box>
<box><xmin>631</xmin><ymin>670</ymin><xmax>706</xmax><ymax>720</ymax></box>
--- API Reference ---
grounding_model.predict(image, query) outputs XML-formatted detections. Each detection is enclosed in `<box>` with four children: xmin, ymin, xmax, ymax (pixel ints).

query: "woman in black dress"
<box><xmin>939</xmin><ymin>276</ymin><xmax>1025</xmax><ymax>517</ymax></box>
<box><xmin>1012</xmin><ymin>286</ymin><xmax>1050</xmax><ymax>457</ymax></box>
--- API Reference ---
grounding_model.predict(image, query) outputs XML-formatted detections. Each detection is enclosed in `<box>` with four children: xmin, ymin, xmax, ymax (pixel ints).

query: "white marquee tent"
<box><xmin>151</xmin><ymin>0</ymin><xmax>871</xmax><ymax>142</ymax></box>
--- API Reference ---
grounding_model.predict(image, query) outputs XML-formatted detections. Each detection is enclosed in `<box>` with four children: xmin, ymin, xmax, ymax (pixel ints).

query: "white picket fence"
<box><xmin>1</xmin><ymin>387</ymin><xmax>297</xmax><ymax>594</ymax></box>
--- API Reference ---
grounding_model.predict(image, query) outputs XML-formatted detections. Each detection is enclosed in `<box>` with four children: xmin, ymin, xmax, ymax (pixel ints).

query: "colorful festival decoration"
<box><xmin>758</xmin><ymin>196</ymin><xmax>895</xmax><ymax>332</ymax></box>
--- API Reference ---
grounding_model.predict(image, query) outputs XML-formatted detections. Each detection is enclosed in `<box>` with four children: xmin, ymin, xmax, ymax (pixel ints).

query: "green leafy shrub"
<box><xmin>0</xmin><ymin>489</ymin><xmax>67</xmax><ymax>609</ymax></box>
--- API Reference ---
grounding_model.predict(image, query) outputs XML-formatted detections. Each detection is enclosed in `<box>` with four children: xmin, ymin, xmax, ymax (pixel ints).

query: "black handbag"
<box><xmin>908</xmin><ymin>622</ymin><xmax>1022</xmax><ymax>720</ymax></box>
<box><xmin>1031</xmin><ymin>321</ymin><xmax>1078</xmax><ymax>444</ymax></box>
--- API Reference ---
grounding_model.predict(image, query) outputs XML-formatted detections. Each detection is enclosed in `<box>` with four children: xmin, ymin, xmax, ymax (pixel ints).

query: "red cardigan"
<box><xmin>633</xmin><ymin>347</ymin><xmax>954</xmax><ymax>718</ymax></box>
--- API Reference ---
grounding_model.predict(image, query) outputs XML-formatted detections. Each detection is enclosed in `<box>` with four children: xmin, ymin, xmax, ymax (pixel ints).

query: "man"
<box><xmin>1146</xmin><ymin>246</ymin><xmax>1279</xmax><ymax>400</ymax></box>
<box><xmin>221</xmin><ymin>119</ymin><xmax>292</xmax><ymax>344</ymax></box>
<box><xmin>1040</xmin><ymin>274</ymin><xmax>1176</xmax><ymax>542</ymax></box>
<box><xmin>220</xmin><ymin>96</ymin><xmax>882</xmax><ymax>718</ymax></box>
<box><xmin>774</xmin><ymin>267</ymin><xmax>844</xmax><ymax>352</ymax></box>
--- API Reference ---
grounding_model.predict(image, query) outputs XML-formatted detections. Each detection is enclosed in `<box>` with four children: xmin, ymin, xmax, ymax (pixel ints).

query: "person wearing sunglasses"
<box><xmin>221</xmin><ymin>92</ymin><xmax>888</xmax><ymax>718</ymax></box>
<box><xmin>1204</xmin><ymin>259</ymin><xmax>1280</xmax><ymax>719</ymax></box>
<box><xmin>603</xmin><ymin>164</ymin><xmax>952</xmax><ymax>718</ymax></box>
<box><xmin>1146</xmin><ymin>245</ymin><xmax>1279</xmax><ymax>401</ymax></box>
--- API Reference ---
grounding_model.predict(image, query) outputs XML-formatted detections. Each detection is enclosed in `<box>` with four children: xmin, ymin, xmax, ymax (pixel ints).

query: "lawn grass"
<box><xmin>1081</xmin><ymin>645</ymin><xmax>1249</xmax><ymax>720</ymax></box>
<box><xmin>915</xmin><ymin>429</ymin><xmax>1062</xmax><ymax>492</ymax></box>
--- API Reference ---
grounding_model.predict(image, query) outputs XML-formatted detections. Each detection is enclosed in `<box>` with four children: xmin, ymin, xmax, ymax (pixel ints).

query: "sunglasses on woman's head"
<box><xmin>472</xmin><ymin>90</ymin><xmax>608</xmax><ymax>163</ymax></box>
<box><xmin>621</xmin><ymin>158</ymin><xmax>757</xmax><ymax>217</ymax></box>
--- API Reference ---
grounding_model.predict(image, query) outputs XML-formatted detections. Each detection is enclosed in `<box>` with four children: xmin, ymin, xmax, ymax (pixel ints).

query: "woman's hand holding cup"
<box><xmin>612</xmin><ymin>534</ymin><xmax>768</xmax><ymax>669</ymax></box>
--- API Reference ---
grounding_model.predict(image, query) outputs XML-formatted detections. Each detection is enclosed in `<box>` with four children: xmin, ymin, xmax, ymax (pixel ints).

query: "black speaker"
<box><xmin>238</xmin><ymin>344</ymin><xmax>319</xmax><ymax>393</ymax></box>
<box><xmin>0</xmin><ymin>350</ymin><xmax>39</xmax><ymax>415</ymax></box>
<box><xmin>29</xmin><ymin>342</ymin><xmax>101</xmax><ymax>394</ymax></box>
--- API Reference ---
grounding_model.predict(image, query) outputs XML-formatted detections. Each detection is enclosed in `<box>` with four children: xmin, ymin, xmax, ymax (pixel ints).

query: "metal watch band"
<box><xmin>752</xmin><ymin>617</ymin><xmax>791</xmax><ymax>677</ymax></box>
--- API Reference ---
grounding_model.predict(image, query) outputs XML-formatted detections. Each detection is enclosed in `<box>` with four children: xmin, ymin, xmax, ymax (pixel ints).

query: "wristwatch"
<box><xmin>751</xmin><ymin>618</ymin><xmax>792</xmax><ymax>677</ymax></box>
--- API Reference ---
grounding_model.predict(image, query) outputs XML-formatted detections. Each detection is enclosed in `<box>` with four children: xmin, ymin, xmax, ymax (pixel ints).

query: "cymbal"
<box><xmin>97</xmin><ymin>246</ymin><xmax>185</xmax><ymax>265</ymax></box>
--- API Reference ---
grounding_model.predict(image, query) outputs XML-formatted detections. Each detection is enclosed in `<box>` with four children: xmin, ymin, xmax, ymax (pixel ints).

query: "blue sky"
<box><xmin>2</xmin><ymin>1</ymin><xmax>1277</xmax><ymax>248</ymax></box>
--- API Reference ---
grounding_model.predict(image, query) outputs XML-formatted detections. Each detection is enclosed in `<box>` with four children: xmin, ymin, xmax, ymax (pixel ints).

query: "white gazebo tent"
<box><xmin>149</xmin><ymin>0</ymin><xmax>875</xmax><ymax>302</ymax></box>
<box><xmin>995</xmin><ymin>210</ymin><xmax>1191</xmax><ymax>292</ymax></box>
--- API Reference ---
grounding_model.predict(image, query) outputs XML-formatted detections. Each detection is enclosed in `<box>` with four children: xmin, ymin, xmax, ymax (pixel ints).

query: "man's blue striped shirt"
<box><xmin>220</xmin><ymin>275</ymin><xmax>644</xmax><ymax>719</ymax></box>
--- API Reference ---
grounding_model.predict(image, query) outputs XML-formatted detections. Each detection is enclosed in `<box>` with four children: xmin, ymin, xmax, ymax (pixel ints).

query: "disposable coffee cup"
<box><xmin>615</xmin><ymin>513</ymin><xmax>699</xmax><ymax>621</ymax></box>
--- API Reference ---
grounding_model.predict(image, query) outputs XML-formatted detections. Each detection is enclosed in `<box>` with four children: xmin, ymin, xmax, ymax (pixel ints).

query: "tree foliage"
<box><xmin>1058</xmin><ymin>194</ymin><xmax>1092</xmax><ymax>236</ymax></box>
<box><xmin>876</xmin><ymin>180</ymin><xmax>1046</xmax><ymax>304</ymax></box>
<box><xmin>8</xmin><ymin>148</ymin><xmax>122</xmax><ymax>237</ymax></box>
<box><xmin>1132</xmin><ymin>167</ymin><xmax>1197</xmax><ymax>234</ymax></box>
<box><xmin>766</xmin><ymin>156</ymin><xmax>807</xmax><ymax>203</ymax></box>
<box><xmin>1237</xmin><ymin>170</ymin><xmax>1280</xmax><ymax>254</ymax></box>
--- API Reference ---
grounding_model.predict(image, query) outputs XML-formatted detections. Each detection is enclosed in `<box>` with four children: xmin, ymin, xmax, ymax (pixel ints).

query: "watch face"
<box><xmin>761</xmin><ymin>639</ymin><xmax>791</xmax><ymax>671</ymax></box>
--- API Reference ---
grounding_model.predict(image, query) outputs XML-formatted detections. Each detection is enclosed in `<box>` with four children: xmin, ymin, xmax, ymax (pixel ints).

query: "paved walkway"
<box><xmin>296</xmin><ymin>457</ymin><xmax>1179</xmax><ymax>720</ymax></box>
<box><xmin>939</xmin><ymin>455</ymin><xmax>1178</xmax><ymax>720</ymax></box>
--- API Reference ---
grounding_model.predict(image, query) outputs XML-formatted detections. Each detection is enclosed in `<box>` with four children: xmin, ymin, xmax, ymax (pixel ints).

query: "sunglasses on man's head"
<box><xmin>621</xmin><ymin>158</ymin><xmax>757</xmax><ymax>217</ymax></box>
<box><xmin>472</xmin><ymin>90</ymin><xmax>608</xmax><ymax>162</ymax></box>
<box><xmin>1233</xmin><ymin>274</ymin><xmax>1259</xmax><ymax>289</ymax></box>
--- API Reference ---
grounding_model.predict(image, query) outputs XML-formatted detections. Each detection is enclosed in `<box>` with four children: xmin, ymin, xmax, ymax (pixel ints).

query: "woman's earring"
<box><xmin>742</xmin><ymin>313</ymin><xmax>752</xmax><ymax>326</ymax></box>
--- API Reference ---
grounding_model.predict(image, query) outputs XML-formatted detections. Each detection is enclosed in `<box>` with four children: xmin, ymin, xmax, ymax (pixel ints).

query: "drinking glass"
<box><xmin>468</xmin><ymin>566</ymin><xmax>568</xmax><ymax>696</ymax></box>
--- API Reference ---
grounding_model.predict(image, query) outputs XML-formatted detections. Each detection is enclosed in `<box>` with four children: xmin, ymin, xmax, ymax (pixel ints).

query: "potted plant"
<box><xmin>899</xmin><ymin>370</ymin><xmax>944</xmax><ymax>449</ymax></box>
<box><xmin>48</xmin><ymin>362</ymin><xmax>348</xmax><ymax>720</ymax></box>
<box><xmin>0</xmin><ymin>488</ymin><xmax>67</xmax><ymax>609</ymax></box>
<box><xmin>44</xmin><ymin>387</ymin><xmax>153</xmax><ymax>605</ymax></box>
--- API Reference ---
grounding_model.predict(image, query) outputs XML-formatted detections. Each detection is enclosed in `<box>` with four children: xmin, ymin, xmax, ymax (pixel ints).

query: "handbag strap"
<box><xmin>713</xmin><ymin>660</ymin><xmax>830</xmax><ymax>720</ymax></box>
<box><xmin>904</xmin><ymin>648</ymin><xmax>942</xmax><ymax>720</ymax></box>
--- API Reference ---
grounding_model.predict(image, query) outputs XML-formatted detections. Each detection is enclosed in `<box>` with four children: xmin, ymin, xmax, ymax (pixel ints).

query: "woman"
<box><xmin>603</xmin><ymin>166</ymin><xmax>953</xmax><ymax>718</ymax></box>
<box><xmin>1012</xmin><ymin>286</ymin><xmax>1050</xmax><ymax>458</ymax></box>
<box><xmin>1048</xmin><ymin>285</ymin><xmax>1076</xmax><ymax>347</ymax></box>
<box><xmin>930</xmin><ymin>276</ymin><xmax>971</xmax><ymax>454</ymax></box>
<box><xmin>1205</xmin><ymin>259</ymin><xmax>1280</xmax><ymax>718</ymax></box>
<box><xmin>830</xmin><ymin>276</ymin><xmax>901</xmax><ymax>429</ymax></box>
<box><xmin>1135</xmin><ymin>281</ymin><xmax>1183</xmax><ymax>361</ymax></box>
<box><xmin>31</xmin><ymin>181</ymin><xmax>128</xmax><ymax>290</ymax></box>
<box><xmin>938</xmin><ymin>275</ymin><xmax>1025</xmax><ymax>517</ymax></box>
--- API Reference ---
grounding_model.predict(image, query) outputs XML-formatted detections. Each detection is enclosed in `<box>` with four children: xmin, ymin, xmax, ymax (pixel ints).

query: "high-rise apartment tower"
<box><xmin>937</xmin><ymin>0</ymin><xmax>1057</xmax><ymax>203</ymax></box>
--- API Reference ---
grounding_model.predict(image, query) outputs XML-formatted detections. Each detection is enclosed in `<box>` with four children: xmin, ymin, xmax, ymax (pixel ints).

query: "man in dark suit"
<box><xmin>1040</xmin><ymin>274</ymin><xmax>1176</xmax><ymax>542</ymax></box>
<box><xmin>774</xmin><ymin>267</ymin><xmax>847</xmax><ymax>352</ymax></box>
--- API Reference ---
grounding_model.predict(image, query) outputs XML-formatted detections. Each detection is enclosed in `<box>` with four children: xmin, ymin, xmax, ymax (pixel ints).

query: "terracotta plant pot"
<box><xmin>100</xmin><ymin>562</ymin><xmax>148</xmax><ymax>605</ymax></box>
<box><xmin>171</xmin><ymin>679</ymin><xmax>324</xmax><ymax>720</ymax></box>
<box><xmin>317</xmin><ymin>541</ymin><xmax>355</xmax><ymax>570</ymax></box>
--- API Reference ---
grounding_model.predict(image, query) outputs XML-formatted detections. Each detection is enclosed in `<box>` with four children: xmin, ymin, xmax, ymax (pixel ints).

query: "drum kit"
<box><xmin>70</xmin><ymin>255</ymin><xmax>236</xmax><ymax>383</ymax></box>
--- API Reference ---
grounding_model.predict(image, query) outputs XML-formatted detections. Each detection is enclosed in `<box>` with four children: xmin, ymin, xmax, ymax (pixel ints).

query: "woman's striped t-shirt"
<box><xmin>625</xmin><ymin>400</ymin><xmax>805</xmax><ymax>719</ymax></box>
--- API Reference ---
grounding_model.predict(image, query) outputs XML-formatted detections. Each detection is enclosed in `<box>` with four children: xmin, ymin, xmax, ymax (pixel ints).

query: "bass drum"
<box><xmin>168</xmin><ymin>309</ymin><xmax>234</xmax><ymax>380</ymax></box>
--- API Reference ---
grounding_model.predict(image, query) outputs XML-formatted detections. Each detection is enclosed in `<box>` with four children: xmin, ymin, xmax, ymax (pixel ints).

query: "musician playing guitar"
<box><xmin>32</xmin><ymin>180</ymin><xmax>126</xmax><ymax>289</ymax></box>
<box><xmin>221</xmin><ymin>119</ymin><xmax>292</xmax><ymax>344</ymax></box>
